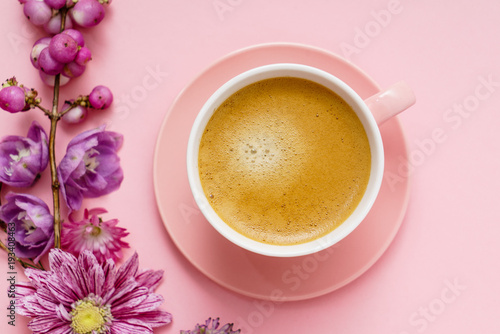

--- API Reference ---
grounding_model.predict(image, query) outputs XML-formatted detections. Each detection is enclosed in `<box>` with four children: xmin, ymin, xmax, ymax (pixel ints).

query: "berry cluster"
<box><xmin>0</xmin><ymin>76</ymin><xmax>112</xmax><ymax>124</ymax></box>
<box><xmin>0</xmin><ymin>77</ymin><xmax>39</xmax><ymax>113</ymax></box>
<box><xmin>32</xmin><ymin>29</ymin><xmax>92</xmax><ymax>86</ymax></box>
<box><xmin>21</xmin><ymin>0</ymin><xmax>111</xmax><ymax>87</ymax></box>
<box><xmin>61</xmin><ymin>85</ymin><xmax>113</xmax><ymax>123</ymax></box>
<box><xmin>21</xmin><ymin>0</ymin><xmax>111</xmax><ymax>33</ymax></box>
<box><xmin>0</xmin><ymin>0</ymin><xmax>114</xmax><ymax>124</ymax></box>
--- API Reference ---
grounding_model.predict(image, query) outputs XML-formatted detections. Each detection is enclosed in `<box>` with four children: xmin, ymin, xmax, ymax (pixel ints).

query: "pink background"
<box><xmin>1</xmin><ymin>0</ymin><xmax>499</xmax><ymax>333</ymax></box>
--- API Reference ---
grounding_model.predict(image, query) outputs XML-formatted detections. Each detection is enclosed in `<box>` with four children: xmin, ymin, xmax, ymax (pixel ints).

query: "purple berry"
<box><xmin>23</xmin><ymin>0</ymin><xmax>52</xmax><ymax>26</ymax></box>
<box><xmin>44</xmin><ymin>13</ymin><xmax>73</xmax><ymax>34</ymax></box>
<box><xmin>34</xmin><ymin>36</ymin><xmax>52</xmax><ymax>46</ymax></box>
<box><xmin>0</xmin><ymin>86</ymin><xmax>26</xmax><ymax>113</ymax></box>
<box><xmin>44</xmin><ymin>0</ymin><xmax>66</xmax><ymax>9</ymax></box>
<box><xmin>49</xmin><ymin>33</ymin><xmax>79</xmax><ymax>64</ymax></box>
<box><xmin>39</xmin><ymin>71</ymin><xmax>71</xmax><ymax>87</ymax></box>
<box><xmin>61</xmin><ymin>101</ymin><xmax>87</xmax><ymax>124</ymax></box>
<box><xmin>88</xmin><ymin>85</ymin><xmax>113</xmax><ymax>109</ymax></box>
<box><xmin>74</xmin><ymin>46</ymin><xmax>91</xmax><ymax>65</ymax></box>
<box><xmin>30</xmin><ymin>38</ymin><xmax>51</xmax><ymax>69</ymax></box>
<box><xmin>70</xmin><ymin>0</ymin><xmax>105</xmax><ymax>28</ymax></box>
<box><xmin>62</xmin><ymin>61</ymin><xmax>86</xmax><ymax>78</ymax></box>
<box><xmin>62</xmin><ymin>29</ymin><xmax>85</xmax><ymax>47</ymax></box>
<box><xmin>38</xmin><ymin>48</ymin><xmax>65</xmax><ymax>75</ymax></box>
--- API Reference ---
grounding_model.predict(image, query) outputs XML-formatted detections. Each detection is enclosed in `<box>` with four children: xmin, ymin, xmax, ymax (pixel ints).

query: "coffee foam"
<box><xmin>198</xmin><ymin>77</ymin><xmax>371</xmax><ymax>245</ymax></box>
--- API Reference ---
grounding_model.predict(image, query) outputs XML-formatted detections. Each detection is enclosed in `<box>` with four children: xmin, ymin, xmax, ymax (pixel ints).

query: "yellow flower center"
<box><xmin>88</xmin><ymin>225</ymin><xmax>102</xmax><ymax>237</ymax></box>
<box><xmin>70</xmin><ymin>299</ymin><xmax>111</xmax><ymax>334</ymax></box>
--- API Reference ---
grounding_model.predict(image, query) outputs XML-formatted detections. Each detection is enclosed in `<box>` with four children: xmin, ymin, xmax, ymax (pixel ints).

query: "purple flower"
<box><xmin>181</xmin><ymin>317</ymin><xmax>241</xmax><ymax>334</ymax></box>
<box><xmin>0</xmin><ymin>193</ymin><xmax>54</xmax><ymax>263</ymax></box>
<box><xmin>0</xmin><ymin>121</ymin><xmax>48</xmax><ymax>187</ymax></box>
<box><xmin>57</xmin><ymin>125</ymin><xmax>123</xmax><ymax>211</ymax></box>
<box><xmin>16</xmin><ymin>249</ymin><xmax>172</xmax><ymax>333</ymax></box>
<box><xmin>61</xmin><ymin>207</ymin><xmax>129</xmax><ymax>263</ymax></box>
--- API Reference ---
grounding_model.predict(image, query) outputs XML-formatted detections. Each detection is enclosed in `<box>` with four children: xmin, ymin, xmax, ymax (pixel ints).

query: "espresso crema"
<box><xmin>198</xmin><ymin>77</ymin><xmax>371</xmax><ymax>245</ymax></box>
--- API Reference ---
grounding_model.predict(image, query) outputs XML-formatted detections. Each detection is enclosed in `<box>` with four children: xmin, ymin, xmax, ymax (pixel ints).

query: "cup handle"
<box><xmin>364</xmin><ymin>81</ymin><xmax>416</xmax><ymax>125</ymax></box>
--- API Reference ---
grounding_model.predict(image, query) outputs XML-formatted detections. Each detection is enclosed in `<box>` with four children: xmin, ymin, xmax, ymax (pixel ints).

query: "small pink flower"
<box><xmin>181</xmin><ymin>317</ymin><xmax>241</xmax><ymax>334</ymax></box>
<box><xmin>61</xmin><ymin>207</ymin><xmax>129</xmax><ymax>263</ymax></box>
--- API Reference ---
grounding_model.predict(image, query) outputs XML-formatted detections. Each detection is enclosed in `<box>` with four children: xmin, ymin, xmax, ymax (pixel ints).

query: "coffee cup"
<box><xmin>187</xmin><ymin>63</ymin><xmax>415</xmax><ymax>257</ymax></box>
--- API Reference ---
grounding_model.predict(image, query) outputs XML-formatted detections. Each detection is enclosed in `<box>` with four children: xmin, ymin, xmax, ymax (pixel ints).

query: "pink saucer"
<box><xmin>153</xmin><ymin>43</ymin><xmax>410</xmax><ymax>301</ymax></box>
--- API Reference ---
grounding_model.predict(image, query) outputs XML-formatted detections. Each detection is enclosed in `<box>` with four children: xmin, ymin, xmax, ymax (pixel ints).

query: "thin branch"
<box><xmin>35</xmin><ymin>104</ymin><xmax>52</xmax><ymax>117</ymax></box>
<box><xmin>49</xmin><ymin>77</ymin><xmax>62</xmax><ymax>249</ymax></box>
<box><xmin>58</xmin><ymin>104</ymin><xmax>76</xmax><ymax>118</ymax></box>
<box><xmin>49</xmin><ymin>6</ymin><xmax>70</xmax><ymax>250</ymax></box>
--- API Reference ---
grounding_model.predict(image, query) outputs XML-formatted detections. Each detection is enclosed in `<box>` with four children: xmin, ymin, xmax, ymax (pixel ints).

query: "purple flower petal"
<box><xmin>0</xmin><ymin>121</ymin><xmax>48</xmax><ymax>187</ymax></box>
<box><xmin>0</xmin><ymin>193</ymin><xmax>54</xmax><ymax>262</ymax></box>
<box><xmin>58</xmin><ymin>126</ymin><xmax>123</xmax><ymax>211</ymax></box>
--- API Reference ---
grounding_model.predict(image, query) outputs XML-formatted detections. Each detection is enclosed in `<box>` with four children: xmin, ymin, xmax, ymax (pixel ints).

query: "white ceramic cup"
<box><xmin>187</xmin><ymin>63</ymin><xmax>415</xmax><ymax>257</ymax></box>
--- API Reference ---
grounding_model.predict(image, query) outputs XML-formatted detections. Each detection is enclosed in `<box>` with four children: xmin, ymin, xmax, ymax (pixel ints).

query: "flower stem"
<box><xmin>49</xmin><ymin>8</ymin><xmax>69</xmax><ymax>250</ymax></box>
<box><xmin>49</xmin><ymin>99</ymin><xmax>61</xmax><ymax>249</ymax></box>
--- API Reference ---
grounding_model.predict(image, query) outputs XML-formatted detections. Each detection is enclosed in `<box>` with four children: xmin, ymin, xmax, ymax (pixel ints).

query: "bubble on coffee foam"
<box><xmin>229</xmin><ymin>124</ymin><xmax>309</xmax><ymax>183</ymax></box>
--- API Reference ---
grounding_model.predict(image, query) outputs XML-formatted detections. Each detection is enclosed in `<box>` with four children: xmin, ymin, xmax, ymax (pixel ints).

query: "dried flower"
<box><xmin>61</xmin><ymin>207</ymin><xmax>129</xmax><ymax>262</ymax></box>
<box><xmin>181</xmin><ymin>317</ymin><xmax>241</xmax><ymax>334</ymax></box>
<box><xmin>57</xmin><ymin>125</ymin><xmax>123</xmax><ymax>211</ymax></box>
<box><xmin>0</xmin><ymin>193</ymin><xmax>54</xmax><ymax>263</ymax></box>
<box><xmin>16</xmin><ymin>248</ymin><xmax>172</xmax><ymax>334</ymax></box>
<box><xmin>0</xmin><ymin>121</ymin><xmax>48</xmax><ymax>187</ymax></box>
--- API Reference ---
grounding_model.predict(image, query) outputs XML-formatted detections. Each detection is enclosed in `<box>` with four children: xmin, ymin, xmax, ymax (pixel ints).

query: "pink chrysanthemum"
<box><xmin>16</xmin><ymin>248</ymin><xmax>172</xmax><ymax>334</ymax></box>
<box><xmin>61</xmin><ymin>207</ymin><xmax>129</xmax><ymax>263</ymax></box>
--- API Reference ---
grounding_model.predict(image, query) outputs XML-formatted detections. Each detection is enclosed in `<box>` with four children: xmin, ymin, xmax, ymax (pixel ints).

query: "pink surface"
<box><xmin>1</xmin><ymin>1</ymin><xmax>499</xmax><ymax>333</ymax></box>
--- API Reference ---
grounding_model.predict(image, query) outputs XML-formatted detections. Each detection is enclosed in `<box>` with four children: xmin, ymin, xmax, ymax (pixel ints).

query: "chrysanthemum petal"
<box><xmin>16</xmin><ymin>294</ymin><xmax>40</xmax><ymax>317</ymax></box>
<box><xmin>111</xmin><ymin>319</ymin><xmax>153</xmax><ymax>334</ymax></box>
<box><xmin>35</xmin><ymin>287</ymin><xmax>59</xmax><ymax>310</ymax></box>
<box><xmin>48</xmin><ymin>248</ymin><xmax>78</xmax><ymax>272</ymax></box>
<box><xmin>55</xmin><ymin>303</ymin><xmax>71</xmax><ymax>321</ymax></box>
<box><xmin>44</xmin><ymin>274</ymin><xmax>80</xmax><ymax>306</ymax></box>
<box><xmin>15</xmin><ymin>281</ymin><xmax>36</xmax><ymax>298</ymax></box>
<box><xmin>24</xmin><ymin>268</ymin><xmax>51</xmax><ymax>288</ymax></box>
<box><xmin>130</xmin><ymin>310</ymin><xmax>173</xmax><ymax>328</ymax></box>
<box><xmin>28</xmin><ymin>314</ymin><xmax>69</xmax><ymax>333</ymax></box>
<box><xmin>111</xmin><ymin>287</ymin><xmax>149</xmax><ymax>314</ymax></box>
<box><xmin>115</xmin><ymin>252</ymin><xmax>139</xmax><ymax>288</ymax></box>
<box><xmin>135</xmin><ymin>269</ymin><xmax>164</xmax><ymax>291</ymax></box>
<box><xmin>113</xmin><ymin>288</ymin><xmax>164</xmax><ymax>317</ymax></box>
<box><xmin>103</xmin><ymin>276</ymin><xmax>138</xmax><ymax>306</ymax></box>
<box><xmin>102</xmin><ymin>258</ymin><xmax>117</xmax><ymax>291</ymax></box>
